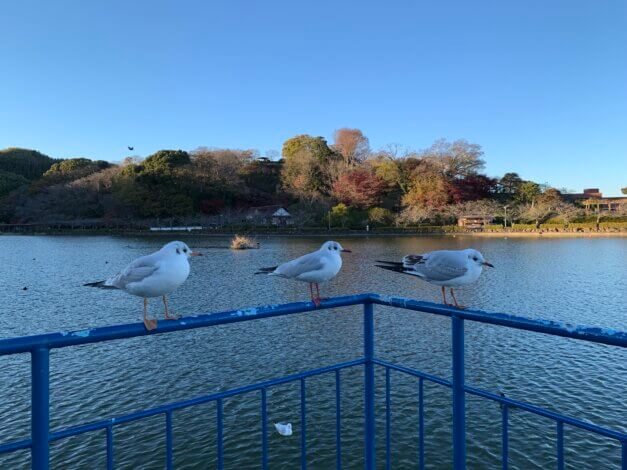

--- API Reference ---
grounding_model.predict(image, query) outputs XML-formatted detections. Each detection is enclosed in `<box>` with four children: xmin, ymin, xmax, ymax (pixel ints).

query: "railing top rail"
<box><xmin>0</xmin><ymin>293</ymin><xmax>625</xmax><ymax>356</ymax></box>
<box><xmin>0</xmin><ymin>294</ymin><xmax>372</xmax><ymax>355</ymax></box>
<box><xmin>370</xmin><ymin>294</ymin><xmax>627</xmax><ymax>348</ymax></box>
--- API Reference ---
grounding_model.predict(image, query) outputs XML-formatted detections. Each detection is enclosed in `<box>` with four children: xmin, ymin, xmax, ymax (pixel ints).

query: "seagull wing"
<box><xmin>412</xmin><ymin>251</ymin><xmax>468</xmax><ymax>281</ymax></box>
<box><xmin>107</xmin><ymin>254</ymin><xmax>160</xmax><ymax>288</ymax></box>
<box><xmin>402</xmin><ymin>254</ymin><xmax>425</xmax><ymax>268</ymax></box>
<box><xmin>272</xmin><ymin>251</ymin><xmax>325</xmax><ymax>279</ymax></box>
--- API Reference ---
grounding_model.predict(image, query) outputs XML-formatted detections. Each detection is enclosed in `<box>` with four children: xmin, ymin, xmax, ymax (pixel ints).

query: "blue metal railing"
<box><xmin>0</xmin><ymin>293</ymin><xmax>625</xmax><ymax>469</ymax></box>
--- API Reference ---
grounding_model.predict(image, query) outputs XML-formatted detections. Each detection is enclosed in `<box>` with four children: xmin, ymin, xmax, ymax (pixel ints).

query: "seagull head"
<box><xmin>321</xmin><ymin>240</ymin><xmax>351</xmax><ymax>254</ymax></box>
<box><xmin>466</xmin><ymin>249</ymin><xmax>493</xmax><ymax>268</ymax></box>
<box><xmin>163</xmin><ymin>241</ymin><xmax>203</xmax><ymax>258</ymax></box>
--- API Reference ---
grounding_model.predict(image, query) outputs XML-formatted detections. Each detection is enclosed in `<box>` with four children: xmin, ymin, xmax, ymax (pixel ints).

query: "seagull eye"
<box><xmin>183</xmin><ymin>248</ymin><xmax>188</xmax><ymax>253</ymax></box>
<box><xmin>473</xmin><ymin>257</ymin><xmax>478</xmax><ymax>261</ymax></box>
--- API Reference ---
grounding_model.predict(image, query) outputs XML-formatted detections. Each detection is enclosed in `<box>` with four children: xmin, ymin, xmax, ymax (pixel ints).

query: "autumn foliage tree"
<box><xmin>332</xmin><ymin>128</ymin><xmax>370</xmax><ymax>165</ymax></box>
<box><xmin>402</xmin><ymin>169</ymin><xmax>451</xmax><ymax>210</ymax></box>
<box><xmin>331</xmin><ymin>167</ymin><xmax>385</xmax><ymax>208</ymax></box>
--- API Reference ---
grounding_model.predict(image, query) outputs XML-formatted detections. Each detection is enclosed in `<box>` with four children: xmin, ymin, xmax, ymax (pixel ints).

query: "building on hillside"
<box><xmin>563</xmin><ymin>188</ymin><xmax>627</xmax><ymax>213</ymax></box>
<box><xmin>563</xmin><ymin>188</ymin><xmax>603</xmax><ymax>203</ymax></box>
<box><xmin>245</xmin><ymin>205</ymin><xmax>293</xmax><ymax>226</ymax></box>
<box><xmin>457</xmin><ymin>215</ymin><xmax>493</xmax><ymax>230</ymax></box>
<box><xmin>581</xmin><ymin>197</ymin><xmax>627</xmax><ymax>213</ymax></box>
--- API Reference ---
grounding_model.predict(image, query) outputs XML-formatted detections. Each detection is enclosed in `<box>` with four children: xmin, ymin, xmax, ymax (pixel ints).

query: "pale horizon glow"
<box><xmin>1</xmin><ymin>1</ymin><xmax>625</xmax><ymax>196</ymax></box>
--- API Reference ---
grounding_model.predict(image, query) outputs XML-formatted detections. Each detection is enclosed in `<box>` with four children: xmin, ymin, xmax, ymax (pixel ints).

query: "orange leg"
<box><xmin>441</xmin><ymin>286</ymin><xmax>450</xmax><ymax>306</ymax></box>
<box><xmin>163</xmin><ymin>295</ymin><xmax>180</xmax><ymax>320</ymax></box>
<box><xmin>449</xmin><ymin>289</ymin><xmax>467</xmax><ymax>310</ymax></box>
<box><xmin>312</xmin><ymin>283</ymin><xmax>321</xmax><ymax>307</ymax></box>
<box><xmin>143</xmin><ymin>298</ymin><xmax>157</xmax><ymax>331</ymax></box>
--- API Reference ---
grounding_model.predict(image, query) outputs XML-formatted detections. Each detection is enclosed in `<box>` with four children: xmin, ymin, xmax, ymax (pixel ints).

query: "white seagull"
<box><xmin>255</xmin><ymin>241</ymin><xmax>350</xmax><ymax>306</ymax></box>
<box><xmin>85</xmin><ymin>241</ymin><xmax>202</xmax><ymax>330</ymax></box>
<box><xmin>376</xmin><ymin>248</ymin><xmax>493</xmax><ymax>309</ymax></box>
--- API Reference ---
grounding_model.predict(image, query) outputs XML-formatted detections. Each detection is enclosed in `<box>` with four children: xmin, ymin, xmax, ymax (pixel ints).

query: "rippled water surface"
<box><xmin>0</xmin><ymin>235</ymin><xmax>625</xmax><ymax>469</ymax></box>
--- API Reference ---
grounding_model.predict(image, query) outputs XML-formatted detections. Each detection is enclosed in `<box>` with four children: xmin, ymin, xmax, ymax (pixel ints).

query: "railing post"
<box><xmin>364</xmin><ymin>302</ymin><xmax>376</xmax><ymax>470</ymax></box>
<box><xmin>452</xmin><ymin>315</ymin><xmax>466</xmax><ymax>470</ymax></box>
<box><xmin>31</xmin><ymin>347</ymin><xmax>50</xmax><ymax>470</ymax></box>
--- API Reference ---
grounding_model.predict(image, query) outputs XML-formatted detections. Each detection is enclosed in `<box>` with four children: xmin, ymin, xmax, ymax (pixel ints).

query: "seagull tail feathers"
<box><xmin>254</xmin><ymin>266</ymin><xmax>278</xmax><ymax>275</ymax></box>
<box><xmin>84</xmin><ymin>280</ymin><xmax>118</xmax><ymax>289</ymax></box>
<box><xmin>375</xmin><ymin>260</ymin><xmax>405</xmax><ymax>267</ymax></box>
<box><xmin>375</xmin><ymin>264</ymin><xmax>413</xmax><ymax>275</ymax></box>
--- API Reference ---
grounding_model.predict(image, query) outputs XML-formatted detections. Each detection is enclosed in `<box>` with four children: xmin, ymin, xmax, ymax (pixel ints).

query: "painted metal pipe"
<box><xmin>451</xmin><ymin>315</ymin><xmax>466</xmax><ymax>469</ymax></box>
<box><xmin>363</xmin><ymin>302</ymin><xmax>376</xmax><ymax>470</ymax></box>
<box><xmin>31</xmin><ymin>347</ymin><xmax>50</xmax><ymax>470</ymax></box>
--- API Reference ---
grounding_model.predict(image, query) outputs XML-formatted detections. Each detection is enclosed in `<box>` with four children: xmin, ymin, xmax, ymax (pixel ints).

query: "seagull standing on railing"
<box><xmin>255</xmin><ymin>241</ymin><xmax>350</xmax><ymax>306</ymax></box>
<box><xmin>376</xmin><ymin>248</ymin><xmax>493</xmax><ymax>309</ymax></box>
<box><xmin>84</xmin><ymin>241</ymin><xmax>202</xmax><ymax>330</ymax></box>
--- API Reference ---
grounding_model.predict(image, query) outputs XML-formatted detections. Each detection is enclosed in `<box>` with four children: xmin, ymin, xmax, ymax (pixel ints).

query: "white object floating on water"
<box><xmin>274</xmin><ymin>422</ymin><xmax>293</xmax><ymax>436</ymax></box>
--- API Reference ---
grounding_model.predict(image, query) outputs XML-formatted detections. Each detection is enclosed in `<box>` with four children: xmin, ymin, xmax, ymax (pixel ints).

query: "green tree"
<box><xmin>142</xmin><ymin>150</ymin><xmax>190</xmax><ymax>173</ymax></box>
<box><xmin>281</xmin><ymin>135</ymin><xmax>339</xmax><ymax>200</ymax></box>
<box><xmin>368</xmin><ymin>207</ymin><xmax>393</xmax><ymax>226</ymax></box>
<box><xmin>110</xmin><ymin>150</ymin><xmax>194</xmax><ymax>218</ymax></box>
<box><xmin>329</xmin><ymin>203</ymin><xmax>350</xmax><ymax>227</ymax></box>
<box><xmin>515</xmin><ymin>181</ymin><xmax>542</xmax><ymax>205</ymax></box>
<box><xmin>32</xmin><ymin>158</ymin><xmax>110</xmax><ymax>190</ymax></box>
<box><xmin>0</xmin><ymin>148</ymin><xmax>57</xmax><ymax>180</ymax></box>
<box><xmin>240</xmin><ymin>159</ymin><xmax>282</xmax><ymax>204</ymax></box>
<box><xmin>45</xmin><ymin>158</ymin><xmax>95</xmax><ymax>176</ymax></box>
<box><xmin>499</xmin><ymin>172</ymin><xmax>523</xmax><ymax>195</ymax></box>
<box><xmin>0</xmin><ymin>170</ymin><xmax>29</xmax><ymax>197</ymax></box>
<box><xmin>622</xmin><ymin>187</ymin><xmax>627</xmax><ymax>195</ymax></box>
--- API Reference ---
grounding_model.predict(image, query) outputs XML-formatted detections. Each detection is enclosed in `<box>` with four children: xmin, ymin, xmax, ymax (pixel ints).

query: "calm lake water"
<box><xmin>0</xmin><ymin>235</ymin><xmax>625</xmax><ymax>469</ymax></box>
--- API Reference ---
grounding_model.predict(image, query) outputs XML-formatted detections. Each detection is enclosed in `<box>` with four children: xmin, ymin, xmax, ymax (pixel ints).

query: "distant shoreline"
<box><xmin>1</xmin><ymin>229</ymin><xmax>626</xmax><ymax>238</ymax></box>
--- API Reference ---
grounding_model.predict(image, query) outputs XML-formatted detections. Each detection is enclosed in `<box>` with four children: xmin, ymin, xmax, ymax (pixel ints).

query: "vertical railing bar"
<box><xmin>501</xmin><ymin>404</ymin><xmax>508</xmax><ymax>470</ymax></box>
<box><xmin>335</xmin><ymin>369</ymin><xmax>342</xmax><ymax>470</ymax></box>
<box><xmin>217</xmin><ymin>398</ymin><xmax>224</xmax><ymax>470</ymax></box>
<box><xmin>261</xmin><ymin>388</ymin><xmax>268</xmax><ymax>470</ymax></box>
<box><xmin>364</xmin><ymin>301</ymin><xmax>376</xmax><ymax>470</ymax></box>
<box><xmin>165</xmin><ymin>410</ymin><xmax>173</xmax><ymax>470</ymax></box>
<box><xmin>557</xmin><ymin>421</ymin><xmax>564</xmax><ymax>470</ymax></box>
<box><xmin>300</xmin><ymin>378</ymin><xmax>307</xmax><ymax>470</ymax></box>
<box><xmin>419</xmin><ymin>377</ymin><xmax>424</xmax><ymax>470</ymax></box>
<box><xmin>106</xmin><ymin>425</ymin><xmax>114</xmax><ymax>470</ymax></box>
<box><xmin>31</xmin><ymin>347</ymin><xmax>50</xmax><ymax>470</ymax></box>
<box><xmin>451</xmin><ymin>315</ymin><xmax>466</xmax><ymax>470</ymax></box>
<box><xmin>385</xmin><ymin>367</ymin><xmax>391</xmax><ymax>470</ymax></box>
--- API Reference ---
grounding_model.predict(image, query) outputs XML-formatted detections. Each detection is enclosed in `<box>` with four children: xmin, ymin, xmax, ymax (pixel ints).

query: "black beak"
<box><xmin>482</xmin><ymin>262</ymin><xmax>494</xmax><ymax>268</ymax></box>
<box><xmin>341</xmin><ymin>249</ymin><xmax>351</xmax><ymax>253</ymax></box>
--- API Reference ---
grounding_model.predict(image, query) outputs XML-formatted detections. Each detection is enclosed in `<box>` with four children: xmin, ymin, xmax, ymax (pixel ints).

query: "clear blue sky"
<box><xmin>1</xmin><ymin>1</ymin><xmax>625</xmax><ymax>195</ymax></box>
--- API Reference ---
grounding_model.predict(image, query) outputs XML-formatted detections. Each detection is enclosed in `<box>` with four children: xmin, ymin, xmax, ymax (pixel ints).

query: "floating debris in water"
<box><xmin>230</xmin><ymin>235</ymin><xmax>259</xmax><ymax>250</ymax></box>
<box><xmin>22</xmin><ymin>287</ymin><xmax>28</xmax><ymax>291</ymax></box>
<box><xmin>274</xmin><ymin>422</ymin><xmax>292</xmax><ymax>436</ymax></box>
